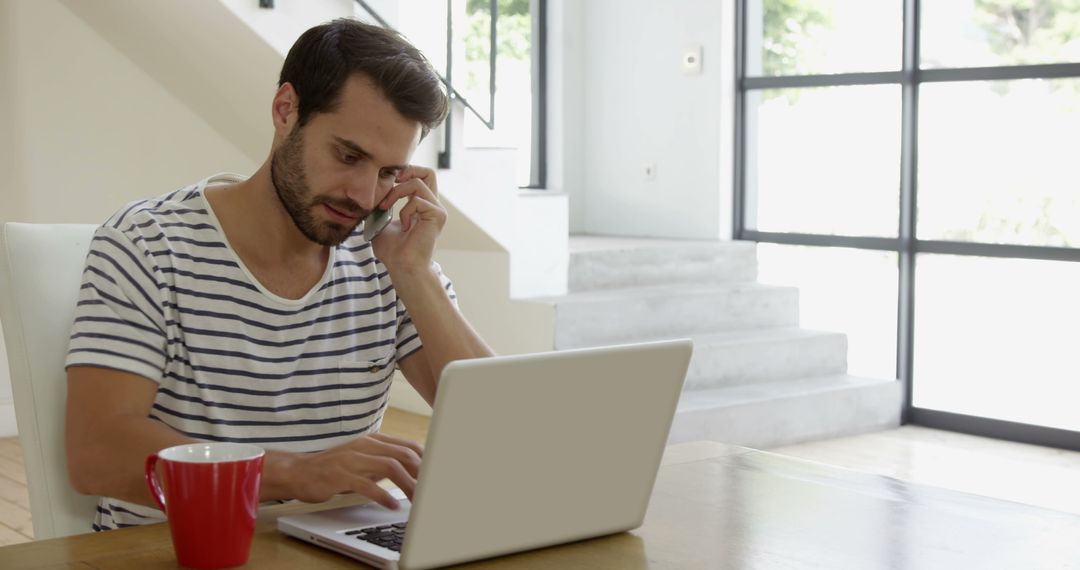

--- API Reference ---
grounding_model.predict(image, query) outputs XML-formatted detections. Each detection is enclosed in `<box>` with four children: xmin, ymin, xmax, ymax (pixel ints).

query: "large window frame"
<box><xmin>734</xmin><ymin>0</ymin><xmax>1080</xmax><ymax>451</ymax></box>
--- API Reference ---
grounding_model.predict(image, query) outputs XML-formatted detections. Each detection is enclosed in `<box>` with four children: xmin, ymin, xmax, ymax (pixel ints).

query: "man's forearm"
<box><xmin>391</xmin><ymin>264</ymin><xmax>495</xmax><ymax>379</ymax></box>
<box><xmin>69</xmin><ymin>412</ymin><xmax>308</xmax><ymax>506</ymax></box>
<box><xmin>67</xmin><ymin>415</ymin><xmax>195</xmax><ymax>507</ymax></box>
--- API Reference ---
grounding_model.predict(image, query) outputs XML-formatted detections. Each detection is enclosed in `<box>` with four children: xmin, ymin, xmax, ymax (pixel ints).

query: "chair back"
<box><xmin>0</xmin><ymin>222</ymin><xmax>99</xmax><ymax>538</ymax></box>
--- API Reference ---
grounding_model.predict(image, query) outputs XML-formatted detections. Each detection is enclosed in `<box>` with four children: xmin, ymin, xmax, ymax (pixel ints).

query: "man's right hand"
<box><xmin>265</xmin><ymin>432</ymin><xmax>424</xmax><ymax>510</ymax></box>
<box><xmin>67</xmin><ymin>365</ymin><xmax>424</xmax><ymax>511</ymax></box>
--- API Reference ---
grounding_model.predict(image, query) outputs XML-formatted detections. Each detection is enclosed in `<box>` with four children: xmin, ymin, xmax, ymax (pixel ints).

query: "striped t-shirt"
<box><xmin>65</xmin><ymin>173</ymin><xmax>456</xmax><ymax>530</ymax></box>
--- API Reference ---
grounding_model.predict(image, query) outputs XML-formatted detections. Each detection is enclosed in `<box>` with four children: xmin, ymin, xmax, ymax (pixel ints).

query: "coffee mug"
<box><xmin>145</xmin><ymin>442</ymin><xmax>265</xmax><ymax>570</ymax></box>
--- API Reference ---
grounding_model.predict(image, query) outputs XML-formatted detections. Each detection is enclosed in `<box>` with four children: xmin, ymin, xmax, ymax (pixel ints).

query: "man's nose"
<box><xmin>345</xmin><ymin>168</ymin><xmax>380</xmax><ymax>212</ymax></box>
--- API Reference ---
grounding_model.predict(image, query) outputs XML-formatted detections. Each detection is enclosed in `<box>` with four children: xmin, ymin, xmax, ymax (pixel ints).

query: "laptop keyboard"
<box><xmin>346</xmin><ymin>522</ymin><xmax>408</xmax><ymax>552</ymax></box>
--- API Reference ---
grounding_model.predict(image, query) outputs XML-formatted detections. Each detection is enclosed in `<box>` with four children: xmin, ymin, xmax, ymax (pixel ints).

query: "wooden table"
<box><xmin>2</xmin><ymin>441</ymin><xmax>1078</xmax><ymax>569</ymax></box>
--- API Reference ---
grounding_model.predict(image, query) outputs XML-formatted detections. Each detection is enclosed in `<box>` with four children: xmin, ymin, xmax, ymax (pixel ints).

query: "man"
<box><xmin>64</xmin><ymin>19</ymin><xmax>493</xmax><ymax>531</ymax></box>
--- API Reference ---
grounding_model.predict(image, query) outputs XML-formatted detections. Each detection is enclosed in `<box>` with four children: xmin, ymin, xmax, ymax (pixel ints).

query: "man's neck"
<box><xmin>203</xmin><ymin>163</ymin><xmax>332</xmax><ymax>300</ymax></box>
<box><xmin>208</xmin><ymin>163</ymin><xmax>328</xmax><ymax>267</ymax></box>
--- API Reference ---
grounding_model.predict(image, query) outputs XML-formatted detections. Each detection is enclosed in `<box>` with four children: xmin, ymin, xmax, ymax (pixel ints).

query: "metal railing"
<box><xmin>354</xmin><ymin>0</ymin><xmax>497</xmax><ymax>129</ymax></box>
<box><xmin>354</xmin><ymin>0</ymin><xmax>498</xmax><ymax>169</ymax></box>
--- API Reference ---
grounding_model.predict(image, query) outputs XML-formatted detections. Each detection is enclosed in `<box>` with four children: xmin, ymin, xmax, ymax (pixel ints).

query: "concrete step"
<box><xmin>541</xmin><ymin>283</ymin><xmax>800</xmax><ymax>349</ymax></box>
<box><xmin>567</xmin><ymin>236</ymin><xmax>757</xmax><ymax>292</ymax></box>
<box><xmin>669</xmin><ymin>375</ymin><xmax>902</xmax><ymax>449</ymax></box>
<box><xmin>684</xmin><ymin>328</ymin><xmax>847</xmax><ymax>390</ymax></box>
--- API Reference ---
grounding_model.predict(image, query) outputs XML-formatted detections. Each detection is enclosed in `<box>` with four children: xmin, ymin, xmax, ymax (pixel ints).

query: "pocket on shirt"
<box><xmin>337</xmin><ymin>351</ymin><xmax>396</xmax><ymax>433</ymax></box>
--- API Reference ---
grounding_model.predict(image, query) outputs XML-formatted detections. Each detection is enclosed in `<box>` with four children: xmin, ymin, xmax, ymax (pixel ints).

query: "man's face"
<box><xmin>271</xmin><ymin>75</ymin><xmax>423</xmax><ymax>246</ymax></box>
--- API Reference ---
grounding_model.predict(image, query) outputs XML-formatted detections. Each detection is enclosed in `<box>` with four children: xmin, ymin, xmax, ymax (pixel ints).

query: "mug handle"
<box><xmin>144</xmin><ymin>453</ymin><xmax>168</xmax><ymax>513</ymax></box>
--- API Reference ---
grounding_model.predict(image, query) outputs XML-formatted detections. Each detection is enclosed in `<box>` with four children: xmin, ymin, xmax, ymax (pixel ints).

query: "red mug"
<box><xmin>145</xmin><ymin>443</ymin><xmax>265</xmax><ymax>570</ymax></box>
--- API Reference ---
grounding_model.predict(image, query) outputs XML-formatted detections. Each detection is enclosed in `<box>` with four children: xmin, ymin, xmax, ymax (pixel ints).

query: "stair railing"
<box><xmin>354</xmin><ymin>0</ymin><xmax>497</xmax><ymax>169</ymax></box>
<box><xmin>258</xmin><ymin>0</ymin><xmax>498</xmax><ymax>169</ymax></box>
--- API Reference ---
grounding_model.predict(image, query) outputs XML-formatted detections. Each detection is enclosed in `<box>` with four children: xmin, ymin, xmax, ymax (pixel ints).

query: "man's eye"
<box><xmin>340</xmin><ymin>153</ymin><xmax>358</xmax><ymax>165</ymax></box>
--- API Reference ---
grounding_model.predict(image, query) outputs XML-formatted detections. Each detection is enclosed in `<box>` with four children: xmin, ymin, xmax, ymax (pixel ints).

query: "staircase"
<box><xmin>529</xmin><ymin>236</ymin><xmax>902</xmax><ymax>450</ymax></box>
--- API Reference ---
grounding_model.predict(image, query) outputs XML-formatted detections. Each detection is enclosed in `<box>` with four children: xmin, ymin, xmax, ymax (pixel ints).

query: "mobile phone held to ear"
<box><xmin>363</xmin><ymin>208</ymin><xmax>393</xmax><ymax>241</ymax></box>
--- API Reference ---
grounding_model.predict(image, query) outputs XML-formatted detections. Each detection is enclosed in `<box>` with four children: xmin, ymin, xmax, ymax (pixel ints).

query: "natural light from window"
<box><xmin>457</xmin><ymin>0</ymin><xmax>534</xmax><ymax>188</ymax></box>
<box><xmin>745</xmin><ymin>0</ymin><xmax>1080</xmax><ymax>435</ymax></box>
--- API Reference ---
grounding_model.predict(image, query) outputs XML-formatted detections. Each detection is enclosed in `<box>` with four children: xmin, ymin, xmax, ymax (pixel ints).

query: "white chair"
<box><xmin>0</xmin><ymin>222</ymin><xmax>99</xmax><ymax>538</ymax></box>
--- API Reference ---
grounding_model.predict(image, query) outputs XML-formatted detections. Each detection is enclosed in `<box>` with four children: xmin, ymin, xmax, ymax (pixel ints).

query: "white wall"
<box><xmin>551</xmin><ymin>0</ymin><xmax>735</xmax><ymax>240</ymax></box>
<box><xmin>0</xmin><ymin>2</ymin><xmax>20</xmax><ymax>219</ymax></box>
<box><xmin>547</xmin><ymin>0</ymin><xmax>587</xmax><ymax>233</ymax></box>
<box><xmin>0</xmin><ymin>0</ymin><xmax>267</xmax><ymax>435</ymax></box>
<box><xmin>220</xmin><ymin>0</ymin><xmax>355</xmax><ymax>56</ymax></box>
<box><xmin>0</xmin><ymin>0</ymin><xmax>261</xmax><ymax>224</ymax></box>
<box><xmin>0</xmin><ymin>1</ymin><xmax>13</xmax><ymax>430</ymax></box>
<box><xmin>388</xmin><ymin>249</ymin><xmax>558</xmax><ymax>415</ymax></box>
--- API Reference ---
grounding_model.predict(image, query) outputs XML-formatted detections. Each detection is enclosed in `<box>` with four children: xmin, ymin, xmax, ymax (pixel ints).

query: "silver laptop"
<box><xmin>278</xmin><ymin>339</ymin><xmax>692</xmax><ymax>570</ymax></box>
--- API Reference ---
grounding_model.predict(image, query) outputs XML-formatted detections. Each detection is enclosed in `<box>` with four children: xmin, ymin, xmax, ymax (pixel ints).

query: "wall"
<box><xmin>0</xmin><ymin>2</ymin><xmax>20</xmax><ymax>220</ymax></box>
<box><xmin>220</xmin><ymin>0</ymin><xmax>355</xmax><ymax>56</ymax></box>
<box><xmin>0</xmin><ymin>0</ymin><xmax>261</xmax><ymax>224</ymax></box>
<box><xmin>0</xmin><ymin>7</ymin><xmax>20</xmax><ymax>429</ymax></box>
<box><xmin>546</xmin><ymin>0</ymin><xmax>587</xmax><ymax>233</ymax></box>
<box><xmin>388</xmin><ymin>249</ymin><xmax>558</xmax><ymax>415</ymax></box>
<box><xmin>551</xmin><ymin>0</ymin><xmax>735</xmax><ymax>240</ymax></box>
<box><xmin>0</xmin><ymin>0</ymin><xmax>266</xmax><ymax>435</ymax></box>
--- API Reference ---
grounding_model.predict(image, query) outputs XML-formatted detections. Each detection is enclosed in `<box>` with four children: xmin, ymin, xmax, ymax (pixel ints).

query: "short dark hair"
<box><xmin>279</xmin><ymin>19</ymin><xmax>449</xmax><ymax>138</ymax></box>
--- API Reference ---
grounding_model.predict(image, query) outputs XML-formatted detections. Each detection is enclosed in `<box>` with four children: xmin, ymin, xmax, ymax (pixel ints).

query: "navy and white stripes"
<box><xmin>66</xmin><ymin>173</ymin><xmax>457</xmax><ymax>531</ymax></box>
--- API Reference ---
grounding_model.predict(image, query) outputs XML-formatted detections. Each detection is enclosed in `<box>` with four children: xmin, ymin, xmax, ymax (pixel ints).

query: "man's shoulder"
<box><xmin>89</xmin><ymin>177</ymin><xmax>232</xmax><ymax>261</ymax></box>
<box><xmin>102</xmin><ymin>185</ymin><xmax>208</xmax><ymax>236</ymax></box>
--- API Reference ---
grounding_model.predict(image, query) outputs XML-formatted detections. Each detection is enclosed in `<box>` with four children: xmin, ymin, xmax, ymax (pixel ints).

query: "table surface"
<box><xmin>2</xmin><ymin>441</ymin><xmax>1078</xmax><ymax>569</ymax></box>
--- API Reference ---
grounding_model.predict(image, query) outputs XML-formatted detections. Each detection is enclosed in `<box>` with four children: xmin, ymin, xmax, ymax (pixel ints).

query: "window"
<box><xmin>458</xmin><ymin>0</ymin><xmax>543</xmax><ymax>188</ymax></box>
<box><xmin>757</xmin><ymin>244</ymin><xmax>898</xmax><ymax>381</ymax></box>
<box><xmin>748</xmin><ymin>84</ymin><xmax>900</xmax><ymax>237</ymax></box>
<box><xmin>356</xmin><ymin>0</ymin><xmax>546</xmax><ymax>188</ymax></box>
<box><xmin>915</xmin><ymin>254</ymin><xmax>1080</xmax><ymax>432</ymax></box>
<box><xmin>737</xmin><ymin>0</ymin><xmax>1080</xmax><ymax>450</ymax></box>
<box><xmin>918</xmin><ymin>78</ymin><xmax>1080</xmax><ymax>247</ymax></box>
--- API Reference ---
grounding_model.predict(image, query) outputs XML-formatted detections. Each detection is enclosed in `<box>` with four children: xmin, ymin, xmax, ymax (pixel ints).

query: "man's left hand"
<box><xmin>371</xmin><ymin>165</ymin><xmax>446</xmax><ymax>274</ymax></box>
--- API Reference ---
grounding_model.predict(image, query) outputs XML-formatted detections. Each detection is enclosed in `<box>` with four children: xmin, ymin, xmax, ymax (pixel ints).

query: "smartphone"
<box><xmin>363</xmin><ymin>208</ymin><xmax>393</xmax><ymax>241</ymax></box>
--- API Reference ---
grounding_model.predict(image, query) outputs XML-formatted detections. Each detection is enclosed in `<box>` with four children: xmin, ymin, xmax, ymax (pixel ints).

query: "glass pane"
<box><xmin>748</xmin><ymin>85</ymin><xmax>901</xmax><ymax>236</ymax></box>
<box><xmin>388</xmin><ymin>1</ymin><xmax>450</xmax><ymax>79</ymax></box>
<box><xmin>461</xmin><ymin>0</ymin><xmax>534</xmax><ymax>187</ymax></box>
<box><xmin>922</xmin><ymin>1</ymin><xmax>1080</xmax><ymax>68</ymax></box>
<box><xmin>757</xmin><ymin>244</ymin><xmax>898</xmax><ymax>381</ymax></box>
<box><xmin>914</xmin><ymin>255</ymin><xmax>1080</xmax><ymax>432</ymax></box>
<box><xmin>918</xmin><ymin>79</ymin><xmax>1080</xmax><ymax>247</ymax></box>
<box><xmin>745</xmin><ymin>0</ymin><xmax>902</xmax><ymax>76</ymax></box>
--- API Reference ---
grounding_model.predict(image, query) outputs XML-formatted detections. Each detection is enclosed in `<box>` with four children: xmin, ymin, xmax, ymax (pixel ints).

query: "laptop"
<box><xmin>278</xmin><ymin>339</ymin><xmax>693</xmax><ymax>570</ymax></box>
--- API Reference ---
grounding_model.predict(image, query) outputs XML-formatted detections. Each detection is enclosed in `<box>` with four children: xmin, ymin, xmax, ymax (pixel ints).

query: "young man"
<box><xmin>64</xmin><ymin>19</ymin><xmax>493</xmax><ymax>531</ymax></box>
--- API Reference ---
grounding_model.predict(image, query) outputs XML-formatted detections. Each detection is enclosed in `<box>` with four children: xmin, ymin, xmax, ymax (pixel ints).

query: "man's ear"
<box><xmin>272</xmin><ymin>83</ymin><xmax>299</xmax><ymax>137</ymax></box>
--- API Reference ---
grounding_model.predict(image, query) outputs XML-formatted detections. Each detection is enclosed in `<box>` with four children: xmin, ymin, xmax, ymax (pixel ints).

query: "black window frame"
<box><xmin>448</xmin><ymin>0</ymin><xmax>548</xmax><ymax>189</ymax></box>
<box><xmin>353</xmin><ymin>0</ymin><xmax>547</xmax><ymax>188</ymax></box>
<box><xmin>734</xmin><ymin>0</ymin><xmax>1080</xmax><ymax>451</ymax></box>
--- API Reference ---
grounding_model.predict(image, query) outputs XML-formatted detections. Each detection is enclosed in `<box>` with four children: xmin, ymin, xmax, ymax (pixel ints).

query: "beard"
<box><xmin>270</xmin><ymin>128</ymin><xmax>368</xmax><ymax>246</ymax></box>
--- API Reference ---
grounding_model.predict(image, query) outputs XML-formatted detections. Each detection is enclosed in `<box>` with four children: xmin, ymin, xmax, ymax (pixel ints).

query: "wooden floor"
<box><xmin>1</xmin><ymin>410</ymin><xmax>1078</xmax><ymax>547</ymax></box>
<box><xmin>769</xmin><ymin>425</ymin><xmax>1080</xmax><ymax>516</ymax></box>
<box><xmin>0</xmin><ymin>437</ymin><xmax>31</xmax><ymax>545</ymax></box>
